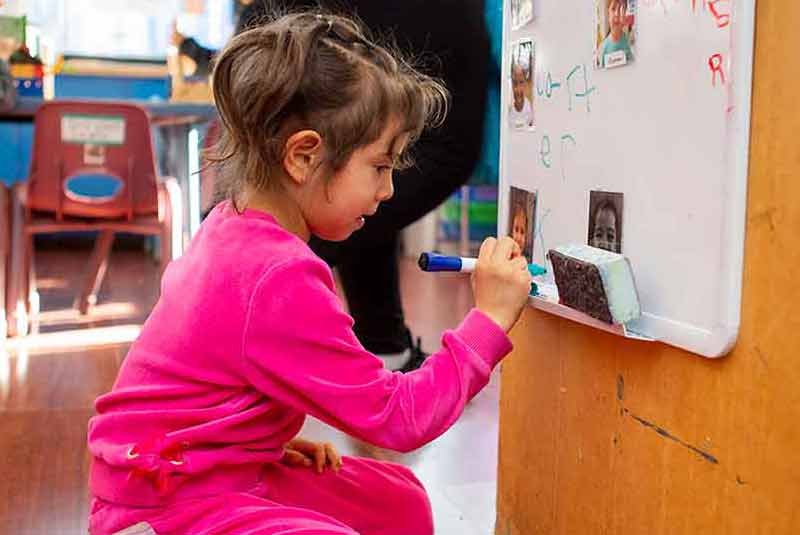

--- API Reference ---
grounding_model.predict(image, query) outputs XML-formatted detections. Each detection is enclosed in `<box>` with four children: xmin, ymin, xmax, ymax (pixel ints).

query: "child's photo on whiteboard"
<box><xmin>594</xmin><ymin>0</ymin><xmax>636</xmax><ymax>69</ymax></box>
<box><xmin>509</xmin><ymin>39</ymin><xmax>535</xmax><ymax>131</ymax></box>
<box><xmin>511</xmin><ymin>0</ymin><xmax>534</xmax><ymax>30</ymax></box>
<box><xmin>508</xmin><ymin>186</ymin><xmax>537</xmax><ymax>260</ymax></box>
<box><xmin>588</xmin><ymin>191</ymin><xmax>624</xmax><ymax>253</ymax></box>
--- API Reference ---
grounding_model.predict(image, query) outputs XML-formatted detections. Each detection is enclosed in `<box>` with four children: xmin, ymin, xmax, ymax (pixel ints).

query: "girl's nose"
<box><xmin>377</xmin><ymin>174</ymin><xmax>395</xmax><ymax>201</ymax></box>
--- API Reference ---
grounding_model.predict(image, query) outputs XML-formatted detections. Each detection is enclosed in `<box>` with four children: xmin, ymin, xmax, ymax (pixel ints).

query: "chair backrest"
<box><xmin>26</xmin><ymin>100</ymin><xmax>159</xmax><ymax>219</ymax></box>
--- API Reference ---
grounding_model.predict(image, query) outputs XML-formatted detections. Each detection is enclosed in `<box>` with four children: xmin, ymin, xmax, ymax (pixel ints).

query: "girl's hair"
<box><xmin>594</xmin><ymin>199</ymin><xmax>619</xmax><ymax>222</ymax></box>
<box><xmin>512</xmin><ymin>202</ymin><xmax>528</xmax><ymax>223</ymax></box>
<box><xmin>511</xmin><ymin>43</ymin><xmax>532</xmax><ymax>81</ymax></box>
<box><xmin>208</xmin><ymin>9</ymin><xmax>450</xmax><ymax>201</ymax></box>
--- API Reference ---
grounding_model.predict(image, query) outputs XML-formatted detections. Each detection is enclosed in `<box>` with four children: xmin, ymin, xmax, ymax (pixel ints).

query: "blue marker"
<box><xmin>418</xmin><ymin>253</ymin><xmax>547</xmax><ymax>277</ymax></box>
<box><xmin>418</xmin><ymin>253</ymin><xmax>545</xmax><ymax>296</ymax></box>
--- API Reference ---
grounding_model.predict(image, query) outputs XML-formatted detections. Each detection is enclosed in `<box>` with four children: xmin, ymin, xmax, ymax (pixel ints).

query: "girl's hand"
<box><xmin>282</xmin><ymin>437</ymin><xmax>342</xmax><ymax>474</ymax></box>
<box><xmin>472</xmin><ymin>236</ymin><xmax>533</xmax><ymax>332</ymax></box>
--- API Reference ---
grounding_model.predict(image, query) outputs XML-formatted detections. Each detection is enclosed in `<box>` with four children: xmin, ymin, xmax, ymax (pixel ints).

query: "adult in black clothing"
<box><xmin>175</xmin><ymin>0</ymin><xmax>490</xmax><ymax>371</ymax></box>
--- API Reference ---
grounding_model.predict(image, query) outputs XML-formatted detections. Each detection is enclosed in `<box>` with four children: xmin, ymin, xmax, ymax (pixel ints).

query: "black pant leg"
<box><xmin>311</xmin><ymin>233</ymin><xmax>407</xmax><ymax>354</ymax></box>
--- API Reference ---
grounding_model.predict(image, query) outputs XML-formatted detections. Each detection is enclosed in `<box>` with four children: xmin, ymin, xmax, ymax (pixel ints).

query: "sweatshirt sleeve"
<box><xmin>240</xmin><ymin>257</ymin><xmax>513</xmax><ymax>453</ymax></box>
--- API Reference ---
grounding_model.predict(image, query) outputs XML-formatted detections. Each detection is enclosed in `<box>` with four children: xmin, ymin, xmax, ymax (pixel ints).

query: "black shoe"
<box><xmin>399</xmin><ymin>332</ymin><xmax>428</xmax><ymax>373</ymax></box>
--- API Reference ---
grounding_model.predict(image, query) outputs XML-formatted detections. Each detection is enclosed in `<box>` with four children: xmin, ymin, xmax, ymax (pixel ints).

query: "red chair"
<box><xmin>7</xmin><ymin>100</ymin><xmax>181</xmax><ymax>336</ymax></box>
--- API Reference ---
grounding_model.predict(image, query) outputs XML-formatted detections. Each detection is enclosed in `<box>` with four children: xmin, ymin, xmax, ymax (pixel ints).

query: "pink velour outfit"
<box><xmin>87</xmin><ymin>201</ymin><xmax>513</xmax><ymax>535</ymax></box>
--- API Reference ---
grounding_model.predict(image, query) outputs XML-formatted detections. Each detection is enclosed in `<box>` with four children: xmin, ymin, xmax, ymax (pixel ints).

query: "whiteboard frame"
<box><xmin>498</xmin><ymin>1</ymin><xmax>757</xmax><ymax>358</ymax></box>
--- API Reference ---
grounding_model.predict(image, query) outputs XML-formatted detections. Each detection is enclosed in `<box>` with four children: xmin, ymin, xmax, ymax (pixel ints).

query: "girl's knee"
<box><xmin>402</xmin><ymin>484</ymin><xmax>434</xmax><ymax>535</ymax></box>
<box><xmin>383</xmin><ymin>465</ymin><xmax>433</xmax><ymax>535</ymax></box>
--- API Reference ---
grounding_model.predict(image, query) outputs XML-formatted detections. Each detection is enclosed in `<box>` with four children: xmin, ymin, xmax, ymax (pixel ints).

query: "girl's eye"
<box><xmin>376</xmin><ymin>166</ymin><xmax>392</xmax><ymax>174</ymax></box>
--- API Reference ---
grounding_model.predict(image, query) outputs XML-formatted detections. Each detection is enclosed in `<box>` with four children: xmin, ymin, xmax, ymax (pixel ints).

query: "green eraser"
<box><xmin>529</xmin><ymin>281</ymin><xmax>539</xmax><ymax>296</ymax></box>
<box><xmin>528</xmin><ymin>264</ymin><xmax>547</xmax><ymax>277</ymax></box>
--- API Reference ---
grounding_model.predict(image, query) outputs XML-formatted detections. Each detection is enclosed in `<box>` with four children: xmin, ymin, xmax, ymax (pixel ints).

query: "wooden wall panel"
<box><xmin>496</xmin><ymin>1</ymin><xmax>800</xmax><ymax>533</ymax></box>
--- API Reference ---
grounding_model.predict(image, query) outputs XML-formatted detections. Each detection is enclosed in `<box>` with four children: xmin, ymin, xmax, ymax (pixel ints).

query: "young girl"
<box><xmin>590</xmin><ymin>199</ymin><xmax>621</xmax><ymax>253</ymax></box>
<box><xmin>87</xmin><ymin>11</ymin><xmax>532</xmax><ymax>535</ymax></box>
<box><xmin>510</xmin><ymin>202</ymin><xmax>529</xmax><ymax>255</ymax></box>
<box><xmin>509</xmin><ymin>42</ymin><xmax>533</xmax><ymax>130</ymax></box>
<box><xmin>598</xmin><ymin>0</ymin><xmax>634</xmax><ymax>68</ymax></box>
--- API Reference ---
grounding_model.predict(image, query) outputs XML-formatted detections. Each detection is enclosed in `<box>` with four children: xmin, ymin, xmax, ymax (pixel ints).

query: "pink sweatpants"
<box><xmin>89</xmin><ymin>456</ymin><xmax>433</xmax><ymax>535</ymax></box>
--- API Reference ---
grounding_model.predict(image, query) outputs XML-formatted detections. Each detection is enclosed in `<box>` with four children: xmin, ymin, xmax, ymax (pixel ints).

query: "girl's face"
<box><xmin>303</xmin><ymin>118</ymin><xmax>409</xmax><ymax>242</ymax></box>
<box><xmin>608</xmin><ymin>1</ymin><xmax>627</xmax><ymax>32</ymax></box>
<box><xmin>511</xmin><ymin>210</ymin><xmax>528</xmax><ymax>252</ymax></box>
<box><xmin>591</xmin><ymin>207</ymin><xmax>618</xmax><ymax>252</ymax></box>
<box><xmin>511</xmin><ymin>64</ymin><xmax>526</xmax><ymax>111</ymax></box>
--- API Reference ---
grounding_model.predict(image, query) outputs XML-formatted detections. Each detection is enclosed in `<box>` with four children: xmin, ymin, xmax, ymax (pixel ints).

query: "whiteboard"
<box><xmin>499</xmin><ymin>0</ymin><xmax>755</xmax><ymax>358</ymax></box>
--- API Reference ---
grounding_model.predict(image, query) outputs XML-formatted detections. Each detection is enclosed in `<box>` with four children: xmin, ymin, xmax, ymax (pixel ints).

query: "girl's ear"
<box><xmin>283</xmin><ymin>130</ymin><xmax>324</xmax><ymax>185</ymax></box>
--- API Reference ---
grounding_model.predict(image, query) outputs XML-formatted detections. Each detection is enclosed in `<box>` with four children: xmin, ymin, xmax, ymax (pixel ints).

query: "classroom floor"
<box><xmin>0</xmin><ymin>242</ymin><xmax>499</xmax><ymax>535</ymax></box>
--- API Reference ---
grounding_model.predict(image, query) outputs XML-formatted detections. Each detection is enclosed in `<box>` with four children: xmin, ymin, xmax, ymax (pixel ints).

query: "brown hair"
<box><xmin>207</xmin><ymin>9</ymin><xmax>450</xmax><ymax>201</ymax></box>
<box><xmin>512</xmin><ymin>202</ymin><xmax>528</xmax><ymax>224</ymax></box>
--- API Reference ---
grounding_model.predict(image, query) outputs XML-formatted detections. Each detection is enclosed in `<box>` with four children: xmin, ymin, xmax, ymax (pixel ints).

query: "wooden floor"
<box><xmin>0</xmin><ymin>244</ymin><xmax>500</xmax><ymax>535</ymax></box>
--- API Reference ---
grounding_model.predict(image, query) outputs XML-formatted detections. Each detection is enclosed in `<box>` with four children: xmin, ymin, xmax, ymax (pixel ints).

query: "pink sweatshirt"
<box><xmin>87</xmin><ymin>202</ymin><xmax>512</xmax><ymax>507</ymax></box>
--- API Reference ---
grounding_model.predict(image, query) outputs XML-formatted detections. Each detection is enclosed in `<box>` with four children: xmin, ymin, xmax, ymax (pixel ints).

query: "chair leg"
<box><xmin>158</xmin><ymin>176</ymin><xmax>181</xmax><ymax>277</ymax></box>
<box><xmin>26</xmin><ymin>233</ymin><xmax>38</xmax><ymax>318</ymax></box>
<box><xmin>75</xmin><ymin>230</ymin><xmax>115</xmax><ymax>315</ymax></box>
<box><xmin>8</xmin><ymin>243</ymin><xmax>28</xmax><ymax>338</ymax></box>
<box><xmin>160</xmin><ymin>177</ymin><xmax>183</xmax><ymax>262</ymax></box>
<box><xmin>8</xmin><ymin>188</ymin><xmax>27</xmax><ymax>337</ymax></box>
<box><xmin>5</xmin><ymin>237</ymin><xmax>17</xmax><ymax>338</ymax></box>
<box><xmin>159</xmin><ymin>226</ymin><xmax>171</xmax><ymax>277</ymax></box>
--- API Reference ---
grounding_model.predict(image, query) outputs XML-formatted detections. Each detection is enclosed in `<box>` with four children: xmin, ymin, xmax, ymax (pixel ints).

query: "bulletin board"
<box><xmin>499</xmin><ymin>0</ymin><xmax>755</xmax><ymax>358</ymax></box>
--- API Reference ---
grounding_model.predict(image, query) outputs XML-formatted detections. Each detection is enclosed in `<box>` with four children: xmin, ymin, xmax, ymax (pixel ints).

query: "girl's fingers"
<box><xmin>324</xmin><ymin>442</ymin><xmax>342</xmax><ymax>472</ymax></box>
<box><xmin>492</xmin><ymin>236</ymin><xmax>518</xmax><ymax>261</ymax></box>
<box><xmin>512</xmin><ymin>256</ymin><xmax>528</xmax><ymax>270</ymax></box>
<box><xmin>284</xmin><ymin>439</ymin><xmax>342</xmax><ymax>473</ymax></box>
<box><xmin>283</xmin><ymin>449</ymin><xmax>312</xmax><ymax>467</ymax></box>
<box><xmin>478</xmin><ymin>237</ymin><xmax>498</xmax><ymax>260</ymax></box>
<box><xmin>291</xmin><ymin>437</ymin><xmax>314</xmax><ymax>451</ymax></box>
<box><xmin>313</xmin><ymin>444</ymin><xmax>326</xmax><ymax>474</ymax></box>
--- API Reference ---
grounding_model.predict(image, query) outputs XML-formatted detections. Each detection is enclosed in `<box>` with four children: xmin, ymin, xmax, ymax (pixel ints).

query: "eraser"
<box><xmin>548</xmin><ymin>245</ymin><xmax>641</xmax><ymax>324</ymax></box>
